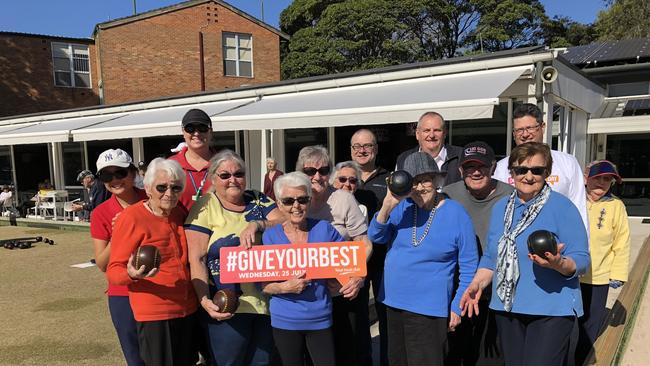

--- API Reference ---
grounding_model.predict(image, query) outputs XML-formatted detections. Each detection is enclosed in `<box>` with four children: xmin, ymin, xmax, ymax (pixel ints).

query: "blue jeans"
<box><xmin>108</xmin><ymin>296</ymin><xmax>144</xmax><ymax>366</ymax></box>
<box><xmin>203</xmin><ymin>312</ymin><xmax>273</xmax><ymax>366</ymax></box>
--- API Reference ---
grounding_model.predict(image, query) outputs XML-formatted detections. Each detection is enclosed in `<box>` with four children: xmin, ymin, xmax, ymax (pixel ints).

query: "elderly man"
<box><xmin>442</xmin><ymin>141</ymin><xmax>513</xmax><ymax>366</ymax></box>
<box><xmin>72</xmin><ymin>170</ymin><xmax>98</xmax><ymax>221</ymax></box>
<box><xmin>396</xmin><ymin>111</ymin><xmax>463</xmax><ymax>186</ymax></box>
<box><xmin>350</xmin><ymin>128</ymin><xmax>390</xmax><ymax>366</ymax></box>
<box><xmin>492</xmin><ymin>103</ymin><xmax>588</xmax><ymax>231</ymax></box>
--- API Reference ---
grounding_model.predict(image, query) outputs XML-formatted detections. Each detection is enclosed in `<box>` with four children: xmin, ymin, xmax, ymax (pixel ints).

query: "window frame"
<box><xmin>51</xmin><ymin>42</ymin><xmax>92</xmax><ymax>89</ymax></box>
<box><xmin>222</xmin><ymin>32</ymin><xmax>253</xmax><ymax>78</ymax></box>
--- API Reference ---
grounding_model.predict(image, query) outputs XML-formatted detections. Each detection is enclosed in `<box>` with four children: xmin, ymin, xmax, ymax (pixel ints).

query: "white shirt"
<box><xmin>493</xmin><ymin>150</ymin><xmax>589</xmax><ymax>233</ymax></box>
<box><xmin>417</xmin><ymin>146</ymin><xmax>447</xmax><ymax>170</ymax></box>
<box><xmin>0</xmin><ymin>191</ymin><xmax>11</xmax><ymax>204</ymax></box>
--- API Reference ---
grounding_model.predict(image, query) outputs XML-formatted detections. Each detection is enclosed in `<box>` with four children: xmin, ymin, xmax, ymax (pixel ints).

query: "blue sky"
<box><xmin>0</xmin><ymin>0</ymin><xmax>607</xmax><ymax>39</ymax></box>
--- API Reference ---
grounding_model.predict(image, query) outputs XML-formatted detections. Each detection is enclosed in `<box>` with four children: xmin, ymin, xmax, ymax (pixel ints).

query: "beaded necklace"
<box><xmin>411</xmin><ymin>193</ymin><xmax>440</xmax><ymax>247</ymax></box>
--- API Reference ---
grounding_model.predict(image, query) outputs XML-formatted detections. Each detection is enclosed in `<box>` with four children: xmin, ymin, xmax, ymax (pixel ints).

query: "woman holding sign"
<box><xmin>185</xmin><ymin>149</ymin><xmax>283</xmax><ymax>366</ymax></box>
<box><xmin>368</xmin><ymin>151</ymin><xmax>479</xmax><ymax>366</ymax></box>
<box><xmin>261</xmin><ymin>171</ymin><xmax>344</xmax><ymax>366</ymax></box>
<box><xmin>460</xmin><ymin>143</ymin><xmax>589</xmax><ymax>366</ymax></box>
<box><xmin>297</xmin><ymin>145</ymin><xmax>374</xmax><ymax>366</ymax></box>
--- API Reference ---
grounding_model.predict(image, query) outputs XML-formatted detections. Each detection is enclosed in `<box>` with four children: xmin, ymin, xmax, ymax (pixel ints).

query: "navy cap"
<box><xmin>460</xmin><ymin>141</ymin><xmax>495</xmax><ymax>167</ymax></box>
<box><xmin>587</xmin><ymin>160</ymin><xmax>622</xmax><ymax>184</ymax></box>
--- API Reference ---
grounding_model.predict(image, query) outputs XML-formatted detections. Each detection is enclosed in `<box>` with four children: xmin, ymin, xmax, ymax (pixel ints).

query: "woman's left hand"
<box><xmin>528</xmin><ymin>243</ymin><xmax>565</xmax><ymax>269</ymax></box>
<box><xmin>448</xmin><ymin>312</ymin><xmax>461</xmax><ymax>332</ymax></box>
<box><xmin>339</xmin><ymin>276</ymin><xmax>364</xmax><ymax>300</ymax></box>
<box><xmin>127</xmin><ymin>253</ymin><xmax>158</xmax><ymax>280</ymax></box>
<box><xmin>239</xmin><ymin>222</ymin><xmax>259</xmax><ymax>249</ymax></box>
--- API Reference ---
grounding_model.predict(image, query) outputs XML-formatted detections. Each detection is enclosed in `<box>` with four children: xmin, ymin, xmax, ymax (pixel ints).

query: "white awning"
<box><xmin>72</xmin><ymin>99</ymin><xmax>256</xmax><ymax>141</ymax></box>
<box><xmin>588</xmin><ymin>115</ymin><xmax>650</xmax><ymax>134</ymax></box>
<box><xmin>0</xmin><ymin>114</ymin><xmax>126</xmax><ymax>145</ymax></box>
<box><xmin>210</xmin><ymin>66</ymin><xmax>530</xmax><ymax>130</ymax></box>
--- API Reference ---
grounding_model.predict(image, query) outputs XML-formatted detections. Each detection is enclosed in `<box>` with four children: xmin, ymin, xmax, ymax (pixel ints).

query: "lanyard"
<box><xmin>189</xmin><ymin>170</ymin><xmax>209</xmax><ymax>200</ymax></box>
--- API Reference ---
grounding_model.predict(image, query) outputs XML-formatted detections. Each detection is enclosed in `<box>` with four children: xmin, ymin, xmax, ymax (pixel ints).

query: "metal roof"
<box><xmin>0</xmin><ymin>31</ymin><xmax>93</xmax><ymax>43</ymax></box>
<box><xmin>564</xmin><ymin>38</ymin><xmax>650</xmax><ymax>66</ymax></box>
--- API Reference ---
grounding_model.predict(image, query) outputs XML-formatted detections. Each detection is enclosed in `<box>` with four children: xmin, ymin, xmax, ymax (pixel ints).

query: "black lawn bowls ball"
<box><xmin>527</xmin><ymin>230</ymin><xmax>558</xmax><ymax>257</ymax></box>
<box><xmin>135</xmin><ymin>245</ymin><xmax>161</xmax><ymax>273</ymax></box>
<box><xmin>387</xmin><ymin>170</ymin><xmax>413</xmax><ymax>196</ymax></box>
<box><xmin>213</xmin><ymin>289</ymin><xmax>240</xmax><ymax>313</ymax></box>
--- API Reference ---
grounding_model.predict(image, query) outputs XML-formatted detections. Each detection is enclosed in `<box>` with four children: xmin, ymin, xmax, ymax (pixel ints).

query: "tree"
<box><xmin>541</xmin><ymin>16</ymin><xmax>598</xmax><ymax>48</ymax></box>
<box><xmin>467</xmin><ymin>0</ymin><xmax>547</xmax><ymax>52</ymax></box>
<box><xmin>595</xmin><ymin>0</ymin><xmax>650</xmax><ymax>40</ymax></box>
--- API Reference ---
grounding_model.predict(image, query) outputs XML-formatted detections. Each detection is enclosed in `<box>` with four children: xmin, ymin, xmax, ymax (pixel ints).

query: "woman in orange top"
<box><xmin>107</xmin><ymin>158</ymin><xmax>198</xmax><ymax>366</ymax></box>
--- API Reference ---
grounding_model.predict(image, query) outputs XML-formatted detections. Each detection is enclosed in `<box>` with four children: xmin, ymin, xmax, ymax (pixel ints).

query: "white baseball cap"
<box><xmin>96</xmin><ymin>149</ymin><xmax>133</xmax><ymax>173</ymax></box>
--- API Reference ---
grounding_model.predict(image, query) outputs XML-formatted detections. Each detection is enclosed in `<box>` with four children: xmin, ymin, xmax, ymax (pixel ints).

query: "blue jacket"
<box><xmin>480</xmin><ymin>191</ymin><xmax>590</xmax><ymax>316</ymax></box>
<box><xmin>368</xmin><ymin>198</ymin><xmax>478</xmax><ymax>317</ymax></box>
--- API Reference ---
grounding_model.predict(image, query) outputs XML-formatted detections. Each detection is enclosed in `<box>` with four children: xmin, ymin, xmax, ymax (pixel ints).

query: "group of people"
<box><xmin>87</xmin><ymin>104</ymin><xmax>630</xmax><ymax>366</ymax></box>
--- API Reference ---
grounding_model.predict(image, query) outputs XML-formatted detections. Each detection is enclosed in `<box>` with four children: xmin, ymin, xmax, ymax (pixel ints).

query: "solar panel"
<box><xmin>564</xmin><ymin>38</ymin><xmax>650</xmax><ymax>65</ymax></box>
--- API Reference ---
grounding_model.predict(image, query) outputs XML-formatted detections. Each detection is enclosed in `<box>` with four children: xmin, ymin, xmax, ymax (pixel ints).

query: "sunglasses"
<box><xmin>511</xmin><ymin>166</ymin><xmax>546</xmax><ymax>176</ymax></box>
<box><xmin>303</xmin><ymin>166</ymin><xmax>331</xmax><ymax>176</ymax></box>
<box><xmin>217</xmin><ymin>171</ymin><xmax>246</xmax><ymax>180</ymax></box>
<box><xmin>183</xmin><ymin>124</ymin><xmax>210</xmax><ymax>134</ymax></box>
<box><xmin>280</xmin><ymin>196</ymin><xmax>311</xmax><ymax>206</ymax></box>
<box><xmin>98</xmin><ymin>167</ymin><xmax>130</xmax><ymax>183</ymax></box>
<box><xmin>337</xmin><ymin>176</ymin><xmax>358</xmax><ymax>184</ymax></box>
<box><xmin>155</xmin><ymin>184</ymin><xmax>183</xmax><ymax>193</ymax></box>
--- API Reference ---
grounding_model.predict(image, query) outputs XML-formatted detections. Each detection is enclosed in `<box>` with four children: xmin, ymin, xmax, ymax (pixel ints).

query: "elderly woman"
<box><xmin>106</xmin><ymin>158</ymin><xmax>198</xmax><ymax>366</ymax></box>
<box><xmin>263</xmin><ymin>157</ymin><xmax>284</xmax><ymax>201</ymax></box>
<box><xmin>331</xmin><ymin>160</ymin><xmax>368</xmax><ymax>220</ymax></box>
<box><xmin>461</xmin><ymin>142</ymin><xmax>590</xmax><ymax>366</ymax></box>
<box><xmin>185</xmin><ymin>149</ymin><xmax>284</xmax><ymax>366</ymax></box>
<box><xmin>297</xmin><ymin>145</ymin><xmax>373</xmax><ymax>365</ymax></box>
<box><xmin>368</xmin><ymin>152</ymin><xmax>478</xmax><ymax>366</ymax></box>
<box><xmin>90</xmin><ymin>149</ymin><xmax>147</xmax><ymax>366</ymax></box>
<box><xmin>261</xmin><ymin>171</ymin><xmax>344</xmax><ymax>366</ymax></box>
<box><xmin>576</xmin><ymin>160</ymin><xmax>630</xmax><ymax>364</ymax></box>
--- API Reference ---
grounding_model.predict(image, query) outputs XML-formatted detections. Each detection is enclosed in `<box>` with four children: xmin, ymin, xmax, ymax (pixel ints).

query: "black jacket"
<box><xmin>395</xmin><ymin>144</ymin><xmax>463</xmax><ymax>186</ymax></box>
<box><xmin>354</xmin><ymin>166</ymin><xmax>390</xmax><ymax>219</ymax></box>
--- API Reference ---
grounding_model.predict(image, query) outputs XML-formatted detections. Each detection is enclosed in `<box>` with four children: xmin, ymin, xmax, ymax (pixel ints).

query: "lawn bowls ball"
<box><xmin>135</xmin><ymin>245</ymin><xmax>161</xmax><ymax>273</ymax></box>
<box><xmin>527</xmin><ymin>230</ymin><xmax>558</xmax><ymax>257</ymax></box>
<box><xmin>213</xmin><ymin>288</ymin><xmax>239</xmax><ymax>313</ymax></box>
<box><xmin>387</xmin><ymin>170</ymin><xmax>413</xmax><ymax>196</ymax></box>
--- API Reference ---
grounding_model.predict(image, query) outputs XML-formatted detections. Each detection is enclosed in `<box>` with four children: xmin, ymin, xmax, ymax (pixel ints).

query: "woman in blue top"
<box><xmin>261</xmin><ymin>171</ymin><xmax>344</xmax><ymax>366</ymax></box>
<box><xmin>461</xmin><ymin>142</ymin><xmax>590</xmax><ymax>366</ymax></box>
<box><xmin>368</xmin><ymin>152</ymin><xmax>479</xmax><ymax>366</ymax></box>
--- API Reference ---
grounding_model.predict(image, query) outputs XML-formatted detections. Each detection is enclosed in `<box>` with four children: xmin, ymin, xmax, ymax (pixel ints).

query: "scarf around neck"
<box><xmin>496</xmin><ymin>184</ymin><xmax>551</xmax><ymax>311</ymax></box>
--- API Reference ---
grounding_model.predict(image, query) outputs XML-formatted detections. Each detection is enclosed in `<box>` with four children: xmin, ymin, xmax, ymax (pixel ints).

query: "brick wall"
<box><xmin>0</xmin><ymin>34</ymin><xmax>100</xmax><ymax>118</ymax></box>
<box><xmin>97</xmin><ymin>2</ymin><xmax>281</xmax><ymax>105</ymax></box>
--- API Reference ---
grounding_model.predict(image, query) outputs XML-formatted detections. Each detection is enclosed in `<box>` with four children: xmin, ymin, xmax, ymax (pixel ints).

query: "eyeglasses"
<box><xmin>280</xmin><ymin>196</ymin><xmax>311</xmax><ymax>206</ymax></box>
<box><xmin>183</xmin><ymin>124</ymin><xmax>210</xmax><ymax>134</ymax></box>
<box><xmin>217</xmin><ymin>171</ymin><xmax>246</xmax><ymax>180</ymax></box>
<box><xmin>511</xmin><ymin>166</ymin><xmax>546</xmax><ymax>176</ymax></box>
<box><xmin>351</xmin><ymin>143</ymin><xmax>375</xmax><ymax>151</ymax></box>
<box><xmin>303</xmin><ymin>166</ymin><xmax>331</xmax><ymax>176</ymax></box>
<box><xmin>513</xmin><ymin>124</ymin><xmax>542</xmax><ymax>135</ymax></box>
<box><xmin>337</xmin><ymin>176</ymin><xmax>358</xmax><ymax>184</ymax></box>
<box><xmin>154</xmin><ymin>184</ymin><xmax>184</xmax><ymax>193</ymax></box>
<box><xmin>98</xmin><ymin>167</ymin><xmax>130</xmax><ymax>183</ymax></box>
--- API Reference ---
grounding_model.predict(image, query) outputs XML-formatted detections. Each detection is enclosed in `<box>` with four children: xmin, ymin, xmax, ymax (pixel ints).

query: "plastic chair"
<box><xmin>63</xmin><ymin>201</ymin><xmax>77</xmax><ymax>221</ymax></box>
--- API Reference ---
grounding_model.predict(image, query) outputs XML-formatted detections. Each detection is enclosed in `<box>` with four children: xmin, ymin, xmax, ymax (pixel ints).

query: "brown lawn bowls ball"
<box><xmin>213</xmin><ymin>289</ymin><xmax>239</xmax><ymax>313</ymax></box>
<box><xmin>135</xmin><ymin>245</ymin><xmax>161</xmax><ymax>273</ymax></box>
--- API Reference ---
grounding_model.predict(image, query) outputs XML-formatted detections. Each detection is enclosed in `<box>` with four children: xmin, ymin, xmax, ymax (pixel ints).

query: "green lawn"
<box><xmin>0</xmin><ymin>226</ymin><xmax>125</xmax><ymax>365</ymax></box>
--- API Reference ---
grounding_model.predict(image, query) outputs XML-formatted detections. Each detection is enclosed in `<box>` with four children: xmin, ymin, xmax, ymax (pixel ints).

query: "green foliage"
<box><xmin>595</xmin><ymin>0</ymin><xmax>650</xmax><ymax>40</ymax></box>
<box><xmin>542</xmin><ymin>16</ymin><xmax>598</xmax><ymax>48</ymax></box>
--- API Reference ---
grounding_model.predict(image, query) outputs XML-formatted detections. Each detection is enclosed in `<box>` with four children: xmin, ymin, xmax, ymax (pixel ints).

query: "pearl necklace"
<box><xmin>411</xmin><ymin>194</ymin><xmax>440</xmax><ymax>247</ymax></box>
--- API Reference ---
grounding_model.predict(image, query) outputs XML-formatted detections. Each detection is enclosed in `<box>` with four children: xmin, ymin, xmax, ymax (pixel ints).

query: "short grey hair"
<box><xmin>295</xmin><ymin>145</ymin><xmax>331</xmax><ymax>171</ymax></box>
<box><xmin>350</xmin><ymin>129</ymin><xmax>377</xmax><ymax>145</ymax></box>
<box><xmin>208</xmin><ymin>149</ymin><xmax>246</xmax><ymax>177</ymax></box>
<box><xmin>266</xmin><ymin>157</ymin><xmax>276</xmax><ymax>164</ymax></box>
<box><xmin>143</xmin><ymin>158</ymin><xmax>186</xmax><ymax>192</ymax></box>
<box><xmin>330</xmin><ymin>161</ymin><xmax>361</xmax><ymax>185</ymax></box>
<box><xmin>417</xmin><ymin>111</ymin><xmax>447</xmax><ymax>131</ymax></box>
<box><xmin>274</xmin><ymin>172</ymin><xmax>312</xmax><ymax>200</ymax></box>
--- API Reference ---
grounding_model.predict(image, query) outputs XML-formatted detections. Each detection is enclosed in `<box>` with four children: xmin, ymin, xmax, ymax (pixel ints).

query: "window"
<box><xmin>52</xmin><ymin>42</ymin><xmax>91</xmax><ymax>88</ymax></box>
<box><xmin>223</xmin><ymin>33</ymin><xmax>252</xmax><ymax>77</ymax></box>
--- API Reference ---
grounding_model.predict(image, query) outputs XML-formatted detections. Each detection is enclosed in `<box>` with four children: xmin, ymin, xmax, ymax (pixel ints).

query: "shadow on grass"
<box><xmin>35</xmin><ymin>297</ymin><xmax>101</xmax><ymax>312</ymax></box>
<box><xmin>0</xmin><ymin>337</ymin><xmax>111</xmax><ymax>363</ymax></box>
